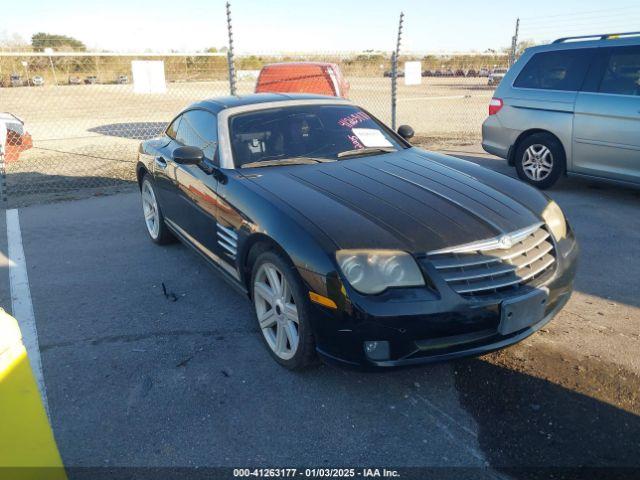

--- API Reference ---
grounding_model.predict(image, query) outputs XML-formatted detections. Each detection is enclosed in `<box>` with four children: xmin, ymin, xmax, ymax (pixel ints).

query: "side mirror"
<box><xmin>172</xmin><ymin>146</ymin><xmax>204</xmax><ymax>165</ymax></box>
<box><xmin>397</xmin><ymin>125</ymin><xmax>415</xmax><ymax>141</ymax></box>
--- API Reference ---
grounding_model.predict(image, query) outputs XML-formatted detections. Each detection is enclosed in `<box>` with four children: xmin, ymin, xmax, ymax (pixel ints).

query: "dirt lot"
<box><xmin>1</xmin><ymin>76</ymin><xmax>492</xmax><ymax>206</ymax></box>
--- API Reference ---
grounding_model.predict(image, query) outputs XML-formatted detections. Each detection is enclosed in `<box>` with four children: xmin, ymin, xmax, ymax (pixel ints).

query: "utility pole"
<box><xmin>44</xmin><ymin>48</ymin><xmax>58</xmax><ymax>86</ymax></box>
<box><xmin>226</xmin><ymin>2</ymin><xmax>237</xmax><ymax>96</ymax></box>
<box><xmin>509</xmin><ymin>18</ymin><xmax>520</xmax><ymax>67</ymax></box>
<box><xmin>391</xmin><ymin>11</ymin><xmax>404</xmax><ymax>131</ymax></box>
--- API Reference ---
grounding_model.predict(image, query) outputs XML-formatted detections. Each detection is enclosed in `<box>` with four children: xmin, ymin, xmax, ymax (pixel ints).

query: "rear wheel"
<box><xmin>140</xmin><ymin>175</ymin><xmax>175</xmax><ymax>244</ymax></box>
<box><xmin>515</xmin><ymin>133</ymin><xmax>565</xmax><ymax>189</ymax></box>
<box><xmin>251</xmin><ymin>250</ymin><xmax>316</xmax><ymax>370</ymax></box>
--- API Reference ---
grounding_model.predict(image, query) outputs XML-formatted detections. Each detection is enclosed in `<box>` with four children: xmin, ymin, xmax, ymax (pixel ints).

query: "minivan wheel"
<box><xmin>251</xmin><ymin>250</ymin><xmax>316</xmax><ymax>370</ymax></box>
<box><xmin>515</xmin><ymin>133</ymin><xmax>565</xmax><ymax>189</ymax></box>
<box><xmin>140</xmin><ymin>175</ymin><xmax>175</xmax><ymax>244</ymax></box>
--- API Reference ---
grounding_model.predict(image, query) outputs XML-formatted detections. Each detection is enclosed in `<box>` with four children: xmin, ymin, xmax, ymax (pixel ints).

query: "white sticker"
<box><xmin>352</xmin><ymin>128</ymin><xmax>393</xmax><ymax>148</ymax></box>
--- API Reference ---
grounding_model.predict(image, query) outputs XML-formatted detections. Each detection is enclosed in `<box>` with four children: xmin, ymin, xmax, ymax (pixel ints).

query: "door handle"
<box><xmin>154</xmin><ymin>157</ymin><xmax>167</xmax><ymax>169</ymax></box>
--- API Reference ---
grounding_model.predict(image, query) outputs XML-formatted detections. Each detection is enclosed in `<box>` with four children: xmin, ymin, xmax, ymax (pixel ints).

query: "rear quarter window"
<box><xmin>599</xmin><ymin>46</ymin><xmax>640</xmax><ymax>96</ymax></box>
<box><xmin>514</xmin><ymin>49</ymin><xmax>595</xmax><ymax>91</ymax></box>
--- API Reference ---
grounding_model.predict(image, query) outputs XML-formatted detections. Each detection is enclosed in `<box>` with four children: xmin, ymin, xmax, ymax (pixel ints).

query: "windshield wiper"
<box><xmin>241</xmin><ymin>157</ymin><xmax>334</xmax><ymax>169</ymax></box>
<box><xmin>337</xmin><ymin>147</ymin><xmax>397</xmax><ymax>159</ymax></box>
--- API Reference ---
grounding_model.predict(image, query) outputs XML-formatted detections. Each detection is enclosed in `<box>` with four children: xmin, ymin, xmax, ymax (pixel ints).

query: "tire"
<box><xmin>514</xmin><ymin>133</ymin><xmax>565</xmax><ymax>189</ymax></box>
<box><xmin>140</xmin><ymin>174</ymin><xmax>175</xmax><ymax>244</ymax></box>
<box><xmin>250</xmin><ymin>249</ymin><xmax>317</xmax><ymax>370</ymax></box>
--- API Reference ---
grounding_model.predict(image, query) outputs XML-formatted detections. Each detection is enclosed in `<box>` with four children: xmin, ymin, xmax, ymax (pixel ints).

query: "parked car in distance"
<box><xmin>255</xmin><ymin>62</ymin><xmax>349</xmax><ymax>98</ymax></box>
<box><xmin>488</xmin><ymin>68</ymin><xmax>508</xmax><ymax>86</ymax></box>
<box><xmin>422</xmin><ymin>69</ymin><xmax>436</xmax><ymax>77</ymax></box>
<box><xmin>117</xmin><ymin>74</ymin><xmax>128</xmax><ymax>84</ymax></box>
<box><xmin>136</xmin><ymin>93</ymin><xmax>577</xmax><ymax>370</ymax></box>
<box><xmin>84</xmin><ymin>75</ymin><xmax>98</xmax><ymax>85</ymax></box>
<box><xmin>31</xmin><ymin>76</ymin><xmax>44</xmax><ymax>86</ymax></box>
<box><xmin>68</xmin><ymin>76</ymin><xmax>82</xmax><ymax>85</ymax></box>
<box><xmin>466</xmin><ymin>68</ymin><xmax>478</xmax><ymax>78</ymax></box>
<box><xmin>483</xmin><ymin>31</ymin><xmax>640</xmax><ymax>189</ymax></box>
<box><xmin>10</xmin><ymin>74</ymin><xmax>23</xmax><ymax>87</ymax></box>
<box><xmin>0</xmin><ymin>112</ymin><xmax>33</xmax><ymax>162</ymax></box>
<box><xmin>479</xmin><ymin>68</ymin><xmax>490</xmax><ymax>77</ymax></box>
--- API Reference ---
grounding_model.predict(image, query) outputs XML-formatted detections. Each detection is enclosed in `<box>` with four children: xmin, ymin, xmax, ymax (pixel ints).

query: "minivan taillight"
<box><xmin>489</xmin><ymin>98</ymin><xmax>503</xmax><ymax>115</ymax></box>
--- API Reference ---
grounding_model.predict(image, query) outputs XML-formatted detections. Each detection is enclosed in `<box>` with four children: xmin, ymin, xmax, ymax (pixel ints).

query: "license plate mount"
<box><xmin>499</xmin><ymin>288</ymin><xmax>549</xmax><ymax>336</ymax></box>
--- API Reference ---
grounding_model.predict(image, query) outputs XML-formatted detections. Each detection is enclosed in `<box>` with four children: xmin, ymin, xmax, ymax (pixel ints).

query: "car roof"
<box><xmin>186</xmin><ymin>93</ymin><xmax>347</xmax><ymax>114</ymax></box>
<box><xmin>527</xmin><ymin>34</ymin><xmax>640</xmax><ymax>54</ymax></box>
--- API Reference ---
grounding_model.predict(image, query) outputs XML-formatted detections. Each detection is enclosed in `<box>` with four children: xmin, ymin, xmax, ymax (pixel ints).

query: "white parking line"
<box><xmin>6</xmin><ymin>208</ymin><xmax>49</xmax><ymax>417</ymax></box>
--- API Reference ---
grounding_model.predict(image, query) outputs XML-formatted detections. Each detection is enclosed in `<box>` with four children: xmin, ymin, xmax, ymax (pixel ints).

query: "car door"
<box><xmin>151</xmin><ymin>115</ymin><xmax>183</xmax><ymax>223</ymax></box>
<box><xmin>509</xmin><ymin>48</ymin><xmax>596</xmax><ymax>164</ymax></box>
<box><xmin>169</xmin><ymin>109</ymin><xmax>226</xmax><ymax>258</ymax></box>
<box><xmin>573</xmin><ymin>45</ymin><xmax>640</xmax><ymax>184</ymax></box>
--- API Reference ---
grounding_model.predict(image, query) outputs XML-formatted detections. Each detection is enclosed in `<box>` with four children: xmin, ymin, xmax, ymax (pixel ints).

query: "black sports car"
<box><xmin>136</xmin><ymin>93</ymin><xmax>578</xmax><ymax>370</ymax></box>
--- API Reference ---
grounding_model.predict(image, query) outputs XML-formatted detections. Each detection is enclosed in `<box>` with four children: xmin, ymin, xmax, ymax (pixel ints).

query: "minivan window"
<box><xmin>599</xmin><ymin>46</ymin><xmax>640</xmax><ymax>96</ymax></box>
<box><xmin>514</xmin><ymin>49</ymin><xmax>594</xmax><ymax>91</ymax></box>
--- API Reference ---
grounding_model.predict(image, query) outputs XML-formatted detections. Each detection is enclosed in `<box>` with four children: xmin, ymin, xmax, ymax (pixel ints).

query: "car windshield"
<box><xmin>229</xmin><ymin>104</ymin><xmax>405</xmax><ymax>168</ymax></box>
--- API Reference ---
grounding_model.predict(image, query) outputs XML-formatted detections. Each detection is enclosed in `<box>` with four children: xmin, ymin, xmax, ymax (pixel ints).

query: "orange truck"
<box><xmin>255</xmin><ymin>62</ymin><xmax>350</xmax><ymax>98</ymax></box>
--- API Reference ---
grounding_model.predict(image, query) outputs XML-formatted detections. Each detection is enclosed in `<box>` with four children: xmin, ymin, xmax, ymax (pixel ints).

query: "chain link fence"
<box><xmin>0</xmin><ymin>50</ymin><xmax>508</xmax><ymax>207</ymax></box>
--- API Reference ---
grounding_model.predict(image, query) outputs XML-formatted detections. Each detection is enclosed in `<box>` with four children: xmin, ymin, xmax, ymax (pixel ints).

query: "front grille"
<box><xmin>427</xmin><ymin>224</ymin><xmax>556</xmax><ymax>297</ymax></box>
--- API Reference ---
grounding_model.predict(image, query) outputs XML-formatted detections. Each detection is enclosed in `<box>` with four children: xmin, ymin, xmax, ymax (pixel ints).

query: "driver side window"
<box><xmin>174</xmin><ymin>109</ymin><xmax>219</xmax><ymax>163</ymax></box>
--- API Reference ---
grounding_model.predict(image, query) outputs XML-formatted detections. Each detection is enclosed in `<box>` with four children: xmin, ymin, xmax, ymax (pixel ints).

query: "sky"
<box><xmin>3</xmin><ymin>0</ymin><xmax>640</xmax><ymax>53</ymax></box>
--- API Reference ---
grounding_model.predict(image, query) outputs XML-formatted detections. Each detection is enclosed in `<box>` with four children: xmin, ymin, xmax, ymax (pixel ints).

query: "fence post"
<box><xmin>509</xmin><ymin>18</ymin><xmax>520</xmax><ymax>67</ymax></box>
<box><xmin>391</xmin><ymin>11</ymin><xmax>404</xmax><ymax>130</ymax></box>
<box><xmin>226</xmin><ymin>1</ymin><xmax>237</xmax><ymax>96</ymax></box>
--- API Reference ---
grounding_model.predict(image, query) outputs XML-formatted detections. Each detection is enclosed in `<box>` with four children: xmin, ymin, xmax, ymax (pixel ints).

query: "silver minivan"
<box><xmin>482</xmin><ymin>32</ymin><xmax>640</xmax><ymax>189</ymax></box>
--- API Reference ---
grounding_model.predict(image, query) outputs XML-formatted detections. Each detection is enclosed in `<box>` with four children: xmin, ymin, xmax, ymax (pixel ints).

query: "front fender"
<box><xmin>218</xmin><ymin>172</ymin><xmax>341</xmax><ymax>298</ymax></box>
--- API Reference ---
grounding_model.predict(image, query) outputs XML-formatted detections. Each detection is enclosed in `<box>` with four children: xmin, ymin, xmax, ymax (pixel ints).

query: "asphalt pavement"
<box><xmin>2</xmin><ymin>149</ymin><xmax>639</xmax><ymax>478</ymax></box>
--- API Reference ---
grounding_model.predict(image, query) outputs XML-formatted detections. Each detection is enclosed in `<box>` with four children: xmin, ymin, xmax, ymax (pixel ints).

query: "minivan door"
<box><xmin>573</xmin><ymin>45</ymin><xmax>640</xmax><ymax>184</ymax></box>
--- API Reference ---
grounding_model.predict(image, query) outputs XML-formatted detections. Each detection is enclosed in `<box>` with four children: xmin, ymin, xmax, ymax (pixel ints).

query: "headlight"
<box><xmin>542</xmin><ymin>200</ymin><xmax>567</xmax><ymax>240</ymax></box>
<box><xmin>335</xmin><ymin>250</ymin><xmax>425</xmax><ymax>294</ymax></box>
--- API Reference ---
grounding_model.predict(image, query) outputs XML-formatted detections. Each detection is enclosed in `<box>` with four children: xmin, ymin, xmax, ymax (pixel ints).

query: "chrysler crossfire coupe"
<box><xmin>136</xmin><ymin>93</ymin><xmax>578</xmax><ymax>370</ymax></box>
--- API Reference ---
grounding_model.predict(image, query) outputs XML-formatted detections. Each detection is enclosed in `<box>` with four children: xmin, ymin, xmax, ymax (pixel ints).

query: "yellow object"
<box><xmin>308</xmin><ymin>291</ymin><xmax>338</xmax><ymax>309</ymax></box>
<box><xmin>0</xmin><ymin>310</ymin><xmax>66</xmax><ymax>480</ymax></box>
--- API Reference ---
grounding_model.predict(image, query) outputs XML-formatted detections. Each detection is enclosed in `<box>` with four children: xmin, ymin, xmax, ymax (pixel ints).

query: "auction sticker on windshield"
<box><xmin>351</xmin><ymin>128</ymin><xmax>393</xmax><ymax>148</ymax></box>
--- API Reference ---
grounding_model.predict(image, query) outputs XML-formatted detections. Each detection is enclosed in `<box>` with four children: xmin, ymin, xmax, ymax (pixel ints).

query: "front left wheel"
<box><xmin>251</xmin><ymin>250</ymin><xmax>317</xmax><ymax>370</ymax></box>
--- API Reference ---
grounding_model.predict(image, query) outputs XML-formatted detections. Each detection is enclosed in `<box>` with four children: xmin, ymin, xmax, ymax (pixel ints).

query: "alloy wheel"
<box><xmin>141</xmin><ymin>180</ymin><xmax>160</xmax><ymax>239</ymax></box>
<box><xmin>253</xmin><ymin>263</ymin><xmax>300</xmax><ymax>360</ymax></box>
<box><xmin>522</xmin><ymin>144</ymin><xmax>554</xmax><ymax>182</ymax></box>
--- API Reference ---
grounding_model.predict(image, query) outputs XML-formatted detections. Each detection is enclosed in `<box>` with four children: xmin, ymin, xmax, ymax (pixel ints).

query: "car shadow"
<box><xmin>453</xmin><ymin>356</ymin><xmax>640</xmax><ymax>478</ymax></box>
<box><xmin>88</xmin><ymin>122</ymin><xmax>168</xmax><ymax>140</ymax></box>
<box><xmin>4</xmin><ymin>171</ymin><xmax>137</xmax><ymax>208</ymax></box>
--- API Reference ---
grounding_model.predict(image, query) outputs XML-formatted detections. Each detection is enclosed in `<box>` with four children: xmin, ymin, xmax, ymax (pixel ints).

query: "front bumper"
<box><xmin>310</xmin><ymin>235</ymin><xmax>578</xmax><ymax>369</ymax></box>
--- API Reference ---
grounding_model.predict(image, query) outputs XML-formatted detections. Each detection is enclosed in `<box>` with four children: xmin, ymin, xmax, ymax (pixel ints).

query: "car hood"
<box><xmin>242</xmin><ymin>148</ymin><xmax>546</xmax><ymax>253</ymax></box>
